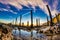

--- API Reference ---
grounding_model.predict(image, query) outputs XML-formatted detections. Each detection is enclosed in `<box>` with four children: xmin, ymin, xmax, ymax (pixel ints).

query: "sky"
<box><xmin>0</xmin><ymin>0</ymin><xmax>60</xmax><ymax>25</ymax></box>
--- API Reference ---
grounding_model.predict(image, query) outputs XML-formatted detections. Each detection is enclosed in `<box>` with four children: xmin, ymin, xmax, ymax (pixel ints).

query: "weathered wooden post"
<box><xmin>22</xmin><ymin>22</ymin><xmax>24</xmax><ymax>27</ymax></box>
<box><xmin>27</xmin><ymin>21</ymin><xmax>29</xmax><ymax>27</ymax></box>
<box><xmin>12</xmin><ymin>20</ymin><xmax>14</xmax><ymax>25</ymax></box>
<box><xmin>30</xmin><ymin>10</ymin><xmax>33</xmax><ymax>28</ymax></box>
<box><xmin>39</xmin><ymin>18</ymin><xmax>40</xmax><ymax>27</ymax></box>
<box><xmin>36</xmin><ymin>18</ymin><xmax>38</xmax><ymax>26</ymax></box>
<box><xmin>46</xmin><ymin>5</ymin><xmax>53</xmax><ymax>26</ymax></box>
<box><xmin>15</xmin><ymin>17</ymin><xmax>17</xmax><ymax>25</ymax></box>
<box><xmin>19</xmin><ymin>14</ymin><xmax>22</xmax><ymax>27</ymax></box>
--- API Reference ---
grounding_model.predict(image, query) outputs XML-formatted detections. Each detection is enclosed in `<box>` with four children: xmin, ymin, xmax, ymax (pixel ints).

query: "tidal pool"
<box><xmin>12</xmin><ymin>27</ymin><xmax>48</xmax><ymax>40</ymax></box>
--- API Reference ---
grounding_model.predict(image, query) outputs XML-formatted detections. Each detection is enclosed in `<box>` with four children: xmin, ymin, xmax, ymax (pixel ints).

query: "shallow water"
<box><xmin>12</xmin><ymin>27</ymin><xmax>48</xmax><ymax>40</ymax></box>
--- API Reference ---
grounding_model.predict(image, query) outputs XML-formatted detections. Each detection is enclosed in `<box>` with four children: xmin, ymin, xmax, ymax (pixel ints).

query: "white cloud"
<box><xmin>9</xmin><ymin>10</ymin><xmax>17</xmax><ymax>14</ymax></box>
<box><xmin>0</xmin><ymin>8</ymin><xmax>17</xmax><ymax>14</ymax></box>
<box><xmin>0</xmin><ymin>8</ymin><xmax>8</xmax><ymax>11</ymax></box>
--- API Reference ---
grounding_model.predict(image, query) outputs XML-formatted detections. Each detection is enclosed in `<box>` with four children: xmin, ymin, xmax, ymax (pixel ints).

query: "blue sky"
<box><xmin>0</xmin><ymin>0</ymin><xmax>60</xmax><ymax>25</ymax></box>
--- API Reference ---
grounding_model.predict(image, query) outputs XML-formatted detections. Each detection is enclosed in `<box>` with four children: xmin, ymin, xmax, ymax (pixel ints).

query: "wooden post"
<box><xmin>19</xmin><ymin>15</ymin><xmax>22</xmax><ymax>27</ymax></box>
<box><xmin>27</xmin><ymin>21</ymin><xmax>29</xmax><ymax>27</ymax></box>
<box><xmin>36</xmin><ymin>18</ymin><xmax>38</xmax><ymax>26</ymax></box>
<box><xmin>22</xmin><ymin>22</ymin><xmax>24</xmax><ymax>26</ymax></box>
<box><xmin>15</xmin><ymin>17</ymin><xmax>17</xmax><ymax>25</ymax></box>
<box><xmin>46</xmin><ymin>5</ymin><xmax>53</xmax><ymax>26</ymax></box>
<box><xmin>30</xmin><ymin>10</ymin><xmax>33</xmax><ymax>28</ymax></box>
<box><xmin>39</xmin><ymin>18</ymin><xmax>40</xmax><ymax>26</ymax></box>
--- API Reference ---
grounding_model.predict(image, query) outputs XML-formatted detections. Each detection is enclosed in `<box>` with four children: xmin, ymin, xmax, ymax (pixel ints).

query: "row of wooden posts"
<box><xmin>12</xmin><ymin>5</ymin><xmax>60</xmax><ymax>27</ymax></box>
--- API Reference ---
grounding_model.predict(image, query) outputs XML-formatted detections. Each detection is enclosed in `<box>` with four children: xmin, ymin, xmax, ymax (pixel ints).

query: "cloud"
<box><xmin>0</xmin><ymin>8</ymin><xmax>17</xmax><ymax>14</ymax></box>
<box><xmin>9</xmin><ymin>10</ymin><xmax>17</xmax><ymax>14</ymax></box>
<box><xmin>0</xmin><ymin>0</ymin><xmax>59</xmax><ymax>17</ymax></box>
